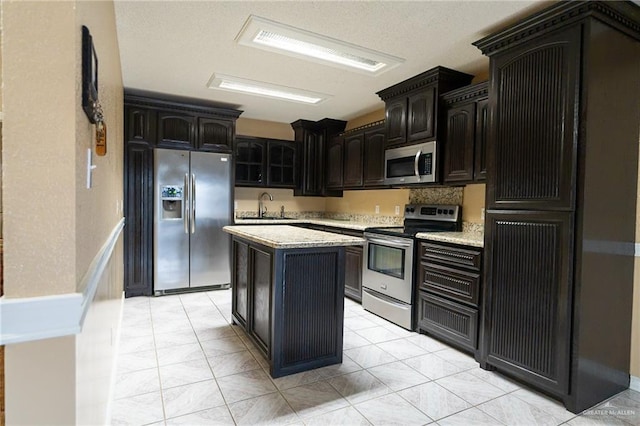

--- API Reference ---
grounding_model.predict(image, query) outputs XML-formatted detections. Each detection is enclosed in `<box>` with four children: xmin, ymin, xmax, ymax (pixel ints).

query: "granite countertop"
<box><xmin>233</xmin><ymin>218</ymin><xmax>389</xmax><ymax>231</ymax></box>
<box><xmin>415</xmin><ymin>231</ymin><xmax>484</xmax><ymax>248</ymax></box>
<box><xmin>223</xmin><ymin>225</ymin><xmax>366</xmax><ymax>249</ymax></box>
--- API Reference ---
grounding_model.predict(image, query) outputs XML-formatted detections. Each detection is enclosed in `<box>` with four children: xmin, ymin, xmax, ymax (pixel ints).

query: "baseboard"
<box><xmin>104</xmin><ymin>292</ymin><xmax>124</xmax><ymax>426</ymax></box>
<box><xmin>630</xmin><ymin>375</ymin><xmax>640</xmax><ymax>392</ymax></box>
<box><xmin>0</xmin><ymin>218</ymin><xmax>124</xmax><ymax>345</ymax></box>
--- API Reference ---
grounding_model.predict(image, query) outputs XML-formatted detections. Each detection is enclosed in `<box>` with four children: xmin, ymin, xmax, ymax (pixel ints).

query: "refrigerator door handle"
<box><xmin>191</xmin><ymin>173</ymin><xmax>196</xmax><ymax>234</ymax></box>
<box><xmin>184</xmin><ymin>173</ymin><xmax>189</xmax><ymax>234</ymax></box>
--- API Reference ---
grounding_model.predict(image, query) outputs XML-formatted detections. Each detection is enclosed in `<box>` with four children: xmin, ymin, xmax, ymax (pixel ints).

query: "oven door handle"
<box><xmin>363</xmin><ymin>288</ymin><xmax>411</xmax><ymax>309</ymax></box>
<box><xmin>414</xmin><ymin>149</ymin><xmax>422</xmax><ymax>179</ymax></box>
<box><xmin>365</xmin><ymin>236</ymin><xmax>412</xmax><ymax>248</ymax></box>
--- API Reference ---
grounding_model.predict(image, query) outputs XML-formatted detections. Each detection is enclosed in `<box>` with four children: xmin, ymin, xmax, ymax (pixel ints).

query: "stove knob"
<box><xmin>437</xmin><ymin>209</ymin><xmax>442</xmax><ymax>214</ymax></box>
<box><xmin>410</xmin><ymin>207</ymin><xmax>415</xmax><ymax>213</ymax></box>
<box><xmin>449</xmin><ymin>209</ymin><xmax>454</xmax><ymax>215</ymax></box>
<box><xmin>405</xmin><ymin>207</ymin><xmax>411</xmax><ymax>213</ymax></box>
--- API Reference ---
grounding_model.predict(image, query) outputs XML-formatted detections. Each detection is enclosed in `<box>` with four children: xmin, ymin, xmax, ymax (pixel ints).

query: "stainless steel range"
<box><xmin>362</xmin><ymin>204</ymin><xmax>462</xmax><ymax>329</ymax></box>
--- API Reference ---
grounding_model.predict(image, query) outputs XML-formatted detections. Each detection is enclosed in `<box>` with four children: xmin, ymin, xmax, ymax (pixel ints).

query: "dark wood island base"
<box><xmin>225</xmin><ymin>225</ymin><xmax>363</xmax><ymax>378</ymax></box>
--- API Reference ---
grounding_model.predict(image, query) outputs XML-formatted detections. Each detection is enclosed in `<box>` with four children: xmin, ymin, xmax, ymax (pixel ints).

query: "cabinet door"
<box><xmin>267</xmin><ymin>141</ymin><xmax>296</xmax><ymax>188</ymax></box>
<box><xmin>301</xmin><ymin>132</ymin><xmax>324</xmax><ymax>195</ymax></box>
<box><xmin>232</xmin><ymin>239</ymin><xmax>249</xmax><ymax>327</ymax></box>
<box><xmin>235</xmin><ymin>138</ymin><xmax>265</xmax><ymax>186</ymax></box>
<box><xmin>474</xmin><ymin>98</ymin><xmax>489</xmax><ymax>181</ymax></box>
<box><xmin>407</xmin><ymin>87</ymin><xmax>436</xmax><ymax>143</ymax></box>
<box><xmin>363</xmin><ymin>127</ymin><xmax>386</xmax><ymax>187</ymax></box>
<box><xmin>198</xmin><ymin>117</ymin><xmax>233</xmax><ymax>152</ymax></box>
<box><xmin>482</xmin><ymin>210</ymin><xmax>573</xmax><ymax>396</ymax></box>
<box><xmin>488</xmin><ymin>26</ymin><xmax>580</xmax><ymax>210</ymax></box>
<box><xmin>326</xmin><ymin>136</ymin><xmax>344</xmax><ymax>189</ymax></box>
<box><xmin>444</xmin><ymin>102</ymin><xmax>476</xmax><ymax>183</ymax></box>
<box><xmin>124</xmin><ymin>142</ymin><xmax>154</xmax><ymax>297</ymax></box>
<box><xmin>385</xmin><ymin>99</ymin><xmax>407</xmax><ymax>147</ymax></box>
<box><xmin>250</xmin><ymin>246</ymin><xmax>272</xmax><ymax>355</ymax></box>
<box><xmin>344</xmin><ymin>246</ymin><xmax>363</xmax><ymax>302</ymax></box>
<box><xmin>126</xmin><ymin>107</ymin><xmax>156</xmax><ymax>144</ymax></box>
<box><xmin>157</xmin><ymin>112</ymin><xmax>196</xmax><ymax>149</ymax></box>
<box><xmin>343</xmin><ymin>133</ymin><xmax>364</xmax><ymax>188</ymax></box>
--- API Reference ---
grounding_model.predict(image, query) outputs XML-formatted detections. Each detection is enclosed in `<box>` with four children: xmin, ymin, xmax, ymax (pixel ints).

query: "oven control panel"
<box><xmin>404</xmin><ymin>204</ymin><xmax>460</xmax><ymax>222</ymax></box>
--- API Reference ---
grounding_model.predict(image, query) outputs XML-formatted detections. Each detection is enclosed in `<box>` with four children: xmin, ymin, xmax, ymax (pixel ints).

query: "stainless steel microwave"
<box><xmin>384</xmin><ymin>141</ymin><xmax>437</xmax><ymax>185</ymax></box>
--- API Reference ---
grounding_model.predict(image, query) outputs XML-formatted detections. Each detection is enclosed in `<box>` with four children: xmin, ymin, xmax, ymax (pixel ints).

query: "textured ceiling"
<box><xmin>114</xmin><ymin>1</ymin><xmax>553</xmax><ymax>123</ymax></box>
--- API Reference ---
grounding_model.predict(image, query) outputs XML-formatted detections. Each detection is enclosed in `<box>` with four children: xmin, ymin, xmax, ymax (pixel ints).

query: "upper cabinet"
<box><xmin>234</xmin><ymin>136</ymin><xmax>296</xmax><ymax>188</ymax></box>
<box><xmin>441</xmin><ymin>82</ymin><xmax>488</xmax><ymax>184</ymax></box>
<box><xmin>377</xmin><ymin>66</ymin><xmax>474</xmax><ymax>149</ymax></box>
<box><xmin>291</xmin><ymin>118</ymin><xmax>346</xmax><ymax>197</ymax></box>
<box><xmin>124</xmin><ymin>90</ymin><xmax>242</xmax><ymax>153</ymax></box>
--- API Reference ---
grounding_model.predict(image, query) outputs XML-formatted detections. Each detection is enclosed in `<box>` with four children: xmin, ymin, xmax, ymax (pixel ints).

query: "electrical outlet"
<box><xmin>395</xmin><ymin>205</ymin><xmax>400</xmax><ymax>215</ymax></box>
<box><xmin>234</xmin><ymin>201</ymin><xmax>238</xmax><ymax>209</ymax></box>
<box><xmin>375</xmin><ymin>205</ymin><xmax>380</xmax><ymax>214</ymax></box>
<box><xmin>481</xmin><ymin>207</ymin><xmax>485</xmax><ymax>222</ymax></box>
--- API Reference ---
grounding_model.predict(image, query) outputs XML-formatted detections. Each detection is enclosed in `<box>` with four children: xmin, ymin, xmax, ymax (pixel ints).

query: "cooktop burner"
<box><xmin>365</xmin><ymin>204</ymin><xmax>462</xmax><ymax>238</ymax></box>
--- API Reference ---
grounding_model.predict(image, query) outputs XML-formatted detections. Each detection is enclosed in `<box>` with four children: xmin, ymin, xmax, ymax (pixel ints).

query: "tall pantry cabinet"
<box><xmin>474</xmin><ymin>0</ymin><xmax>640</xmax><ymax>413</ymax></box>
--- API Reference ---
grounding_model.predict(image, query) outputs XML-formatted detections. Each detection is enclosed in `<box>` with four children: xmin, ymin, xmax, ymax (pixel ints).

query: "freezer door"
<box><xmin>154</xmin><ymin>149</ymin><xmax>190</xmax><ymax>291</ymax></box>
<box><xmin>189</xmin><ymin>151</ymin><xmax>232</xmax><ymax>287</ymax></box>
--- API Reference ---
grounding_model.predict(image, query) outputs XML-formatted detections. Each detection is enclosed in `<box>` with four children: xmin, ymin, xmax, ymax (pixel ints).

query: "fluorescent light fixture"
<box><xmin>236</xmin><ymin>16</ymin><xmax>404</xmax><ymax>75</ymax></box>
<box><xmin>207</xmin><ymin>73</ymin><xmax>330</xmax><ymax>105</ymax></box>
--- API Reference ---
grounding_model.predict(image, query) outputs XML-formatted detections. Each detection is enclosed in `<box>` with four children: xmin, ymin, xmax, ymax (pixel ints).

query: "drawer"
<box><xmin>420</xmin><ymin>242</ymin><xmax>482</xmax><ymax>270</ymax></box>
<box><xmin>417</xmin><ymin>292</ymin><xmax>478</xmax><ymax>352</ymax></box>
<box><xmin>418</xmin><ymin>262</ymin><xmax>480</xmax><ymax>307</ymax></box>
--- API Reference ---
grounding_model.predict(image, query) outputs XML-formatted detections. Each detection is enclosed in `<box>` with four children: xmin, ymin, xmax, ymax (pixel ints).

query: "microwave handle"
<box><xmin>414</xmin><ymin>150</ymin><xmax>422</xmax><ymax>179</ymax></box>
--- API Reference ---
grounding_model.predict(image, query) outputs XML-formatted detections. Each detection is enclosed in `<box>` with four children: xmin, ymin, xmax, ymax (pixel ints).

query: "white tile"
<box><xmin>119</xmin><ymin>333</ymin><xmax>155</xmax><ymax>354</ymax></box>
<box><xmin>467</xmin><ymin>367</ymin><xmax>521</xmax><ymax>393</ymax></box>
<box><xmin>367</xmin><ymin>361</ymin><xmax>430</xmax><ymax>391</ymax></box>
<box><xmin>228</xmin><ymin>392</ymin><xmax>300</xmax><ymax>425</ymax></box>
<box><xmin>316</xmin><ymin>354</ymin><xmax>363</xmax><ymax>379</ymax></box>
<box><xmin>114</xmin><ymin>367</ymin><xmax>161</xmax><ymax>399</ymax></box>
<box><xmin>567</xmin><ymin>413</ymin><xmax>628</xmax><ymax>425</ymax></box>
<box><xmin>328</xmin><ymin>370</ymin><xmax>391</xmax><ymax>405</ymax></box>
<box><xmin>511</xmin><ymin>388</ymin><xmax>575</xmax><ymax>423</ymax></box>
<box><xmin>165</xmin><ymin>405</ymin><xmax>234</xmax><ymax>425</ymax></box>
<box><xmin>403</xmin><ymin>353</ymin><xmax>464</xmax><ymax>380</ymax></box>
<box><xmin>376</xmin><ymin>339</ymin><xmax>428</xmax><ymax>360</ymax></box>
<box><xmin>200</xmin><ymin>335</ymin><xmax>247</xmax><ymax>357</ymax></box>
<box><xmin>355</xmin><ymin>326</ymin><xmax>405</xmax><ymax>344</ymax></box>
<box><xmin>477</xmin><ymin>393</ymin><xmax>564</xmax><ymax>426</ymax></box>
<box><xmin>343</xmin><ymin>330</ymin><xmax>373</xmax><ymax>350</ymax></box>
<box><xmin>207</xmin><ymin>289</ymin><xmax>232</xmax><ymax>305</ymax></box>
<box><xmin>154</xmin><ymin>329</ymin><xmax>198</xmax><ymax>349</ymax></box>
<box><xmin>405</xmin><ymin>334</ymin><xmax>451</xmax><ymax>352</ymax></box>
<box><xmin>162</xmin><ymin>379</ymin><xmax>225</xmax><ymax>419</ymax></box>
<box><xmin>270</xmin><ymin>368</ymin><xmax>324</xmax><ymax>391</ymax></box>
<box><xmin>193</xmin><ymin>323</ymin><xmax>237</xmax><ymax>342</ymax></box>
<box><xmin>159</xmin><ymin>358</ymin><xmax>213</xmax><ymax>389</ymax></box>
<box><xmin>207</xmin><ymin>350</ymin><xmax>261</xmax><ymax>378</ymax></box>
<box><xmin>345</xmin><ymin>344</ymin><xmax>398</xmax><ymax>369</ymax></box>
<box><xmin>355</xmin><ymin>393</ymin><xmax>433</xmax><ymax>425</ymax></box>
<box><xmin>433</xmin><ymin>348</ymin><xmax>478</xmax><ymax>370</ymax></box>
<box><xmin>281</xmin><ymin>380</ymin><xmax>350</xmax><ymax>419</ymax></box>
<box><xmin>344</xmin><ymin>316</ymin><xmax>378</xmax><ymax>331</ymax></box>
<box><xmin>436</xmin><ymin>371</ymin><xmax>506</xmax><ymax>405</ymax></box>
<box><xmin>151</xmin><ymin>318</ymin><xmax>194</xmax><ymax>334</ymax></box>
<box><xmin>305</xmin><ymin>406</ymin><xmax>370</xmax><ymax>426</ymax></box>
<box><xmin>110</xmin><ymin>390</ymin><xmax>164</xmax><ymax>426</ymax></box>
<box><xmin>437</xmin><ymin>407</ymin><xmax>505</xmax><ymax>426</ymax></box>
<box><xmin>594</xmin><ymin>393</ymin><xmax>640</xmax><ymax>425</ymax></box>
<box><xmin>398</xmin><ymin>381</ymin><xmax>470</xmax><ymax>421</ymax></box>
<box><xmin>156</xmin><ymin>342</ymin><xmax>206</xmax><ymax>367</ymax></box>
<box><xmin>216</xmin><ymin>368</ymin><xmax>278</xmax><ymax>404</ymax></box>
<box><xmin>116</xmin><ymin>349</ymin><xmax>158</xmax><ymax>374</ymax></box>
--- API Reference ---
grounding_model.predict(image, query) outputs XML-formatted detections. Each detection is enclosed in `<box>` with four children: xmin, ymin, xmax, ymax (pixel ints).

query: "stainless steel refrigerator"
<box><xmin>154</xmin><ymin>149</ymin><xmax>232</xmax><ymax>293</ymax></box>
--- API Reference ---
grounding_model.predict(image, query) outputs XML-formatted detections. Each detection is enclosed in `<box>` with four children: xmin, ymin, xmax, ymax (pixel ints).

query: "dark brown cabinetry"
<box><xmin>441</xmin><ymin>82</ymin><xmax>488</xmax><ymax>184</ymax></box>
<box><xmin>327</xmin><ymin>121</ymin><xmax>387</xmax><ymax>190</ymax></box>
<box><xmin>123</xmin><ymin>91</ymin><xmax>241</xmax><ymax>297</ymax></box>
<box><xmin>231</xmin><ymin>235</ymin><xmax>345</xmax><ymax>378</ymax></box>
<box><xmin>474</xmin><ymin>0</ymin><xmax>640</xmax><ymax>413</ymax></box>
<box><xmin>291</xmin><ymin>119</ymin><xmax>346</xmax><ymax>197</ymax></box>
<box><xmin>234</xmin><ymin>137</ymin><xmax>296</xmax><ymax>188</ymax></box>
<box><xmin>377</xmin><ymin>67</ymin><xmax>473</xmax><ymax>149</ymax></box>
<box><xmin>417</xmin><ymin>241</ymin><xmax>482</xmax><ymax>354</ymax></box>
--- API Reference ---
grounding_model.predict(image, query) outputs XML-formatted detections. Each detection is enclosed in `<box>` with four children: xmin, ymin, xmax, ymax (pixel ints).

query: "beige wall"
<box><xmin>3</xmin><ymin>1</ymin><xmax>125</xmax><ymax>424</ymax></box>
<box><xmin>462</xmin><ymin>184</ymin><xmax>486</xmax><ymax>223</ymax></box>
<box><xmin>235</xmin><ymin>187</ymin><xmax>325</xmax><ymax>216</ymax></box>
<box><xmin>236</xmin><ymin>117</ymin><xmax>294</xmax><ymax>140</ymax></box>
<box><xmin>345</xmin><ymin>108</ymin><xmax>385</xmax><ymax>131</ymax></box>
<box><xmin>325</xmin><ymin>189</ymin><xmax>409</xmax><ymax>217</ymax></box>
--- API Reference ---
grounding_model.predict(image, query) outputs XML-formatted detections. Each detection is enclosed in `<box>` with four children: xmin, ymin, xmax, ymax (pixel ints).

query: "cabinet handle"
<box><xmin>414</xmin><ymin>150</ymin><xmax>422</xmax><ymax>179</ymax></box>
<box><xmin>184</xmin><ymin>173</ymin><xmax>189</xmax><ymax>234</ymax></box>
<box><xmin>191</xmin><ymin>173</ymin><xmax>196</xmax><ymax>234</ymax></box>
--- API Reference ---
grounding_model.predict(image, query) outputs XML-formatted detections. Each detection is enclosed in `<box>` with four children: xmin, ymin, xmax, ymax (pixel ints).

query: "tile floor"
<box><xmin>110</xmin><ymin>290</ymin><xmax>640</xmax><ymax>425</ymax></box>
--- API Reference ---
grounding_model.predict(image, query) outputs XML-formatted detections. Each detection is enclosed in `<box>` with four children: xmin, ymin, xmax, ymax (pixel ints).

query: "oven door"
<box><xmin>363</xmin><ymin>233</ymin><xmax>414</xmax><ymax>303</ymax></box>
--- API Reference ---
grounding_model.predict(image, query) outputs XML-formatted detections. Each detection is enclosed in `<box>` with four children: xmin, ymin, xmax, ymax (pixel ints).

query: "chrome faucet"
<box><xmin>258</xmin><ymin>192</ymin><xmax>273</xmax><ymax>218</ymax></box>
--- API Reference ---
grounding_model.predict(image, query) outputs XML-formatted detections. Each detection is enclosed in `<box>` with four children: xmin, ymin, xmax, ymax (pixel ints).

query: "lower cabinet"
<box><xmin>416</xmin><ymin>241</ymin><xmax>483</xmax><ymax>355</ymax></box>
<box><xmin>344</xmin><ymin>246</ymin><xmax>363</xmax><ymax>303</ymax></box>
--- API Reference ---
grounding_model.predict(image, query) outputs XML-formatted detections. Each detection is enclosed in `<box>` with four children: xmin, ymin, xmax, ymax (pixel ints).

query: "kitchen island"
<box><xmin>222</xmin><ymin>225</ymin><xmax>365</xmax><ymax>378</ymax></box>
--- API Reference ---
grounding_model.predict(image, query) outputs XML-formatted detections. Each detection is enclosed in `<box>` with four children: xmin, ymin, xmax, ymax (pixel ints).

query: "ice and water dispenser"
<box><xmin>161</xmin><ymin>185</ymin><xmax>183</xmax><ymax>220</ymax></box>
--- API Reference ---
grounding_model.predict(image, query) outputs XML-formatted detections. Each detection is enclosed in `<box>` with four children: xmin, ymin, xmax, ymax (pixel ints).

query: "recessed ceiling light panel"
<box><xmin>236</xmin><ymin>16</ymin><xmax>404</xmax><ymax>75</ymax></box>
<box><xmin>207</xmin><ymin>73</ymin><xmax>331</xmax><ymax>105</ymax></box>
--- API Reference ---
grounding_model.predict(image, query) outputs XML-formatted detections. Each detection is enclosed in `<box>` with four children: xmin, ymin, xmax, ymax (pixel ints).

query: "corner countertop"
<box><xmin>233</xmin><ymin>218</ymin><xmax>390</xmax><ymax>231</ymax></box>
<box><xmin>223</xmin><ymin>225</ymin><xmax>366</xmax><ymax>249</ymax></box>
<box><xmin>415</xmin><ymin>231</ymin><xmax>484</xmax><ymax>248</ymax></box>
